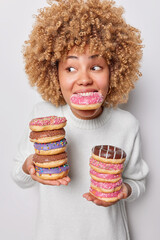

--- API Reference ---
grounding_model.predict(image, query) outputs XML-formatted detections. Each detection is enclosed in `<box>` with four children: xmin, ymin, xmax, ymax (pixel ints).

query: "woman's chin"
<box><xmin>70</xmin><ymin>106</ymin><xmax>103</xmax><ymax>120</ymax></box>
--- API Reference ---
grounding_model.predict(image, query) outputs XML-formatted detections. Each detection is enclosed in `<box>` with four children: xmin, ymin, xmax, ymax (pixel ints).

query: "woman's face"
<box><xmin>58</xmin><ymin>46</ymin><xmax>110</xmax><ymax>120</ymax></box>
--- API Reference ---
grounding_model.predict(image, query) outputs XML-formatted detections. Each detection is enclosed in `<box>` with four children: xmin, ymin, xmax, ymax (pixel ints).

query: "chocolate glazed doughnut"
<box><xmin>30</xmin><ymin>129</ymin><xmax>65</xmax><ymax>143</ymax></box>
<box><xmin>92</xmin><ymin>145</ymin><xmax>126</xmax><ymax>164</ymax></box>
<box><xmin>33</xmin><ymin>152</ymin><xmax>67</xmax><ymax>168</ymax></box>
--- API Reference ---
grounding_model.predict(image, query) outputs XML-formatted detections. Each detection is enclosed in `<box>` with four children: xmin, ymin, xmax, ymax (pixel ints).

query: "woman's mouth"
<box><xmin>70</xmin><ymin>91</ymin><xmax>104</xmax><ymax>110</ymax></box>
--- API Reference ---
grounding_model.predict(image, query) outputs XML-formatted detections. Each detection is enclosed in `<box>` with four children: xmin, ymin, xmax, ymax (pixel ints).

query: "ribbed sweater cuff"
<box><xmin>12</xmin><ymin>163</ymin><xmax>35</xmax><ymax>188</ymax></box>
<box><xmin>123</xmin><ymin>179</ymin><xmax>140</xmax><ymax>202</ymax></box>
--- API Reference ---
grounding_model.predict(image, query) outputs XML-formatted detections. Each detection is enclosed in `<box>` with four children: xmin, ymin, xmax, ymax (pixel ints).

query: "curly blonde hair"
<box><xmin>23</xmin><ymin>0</ymin><xmax>143</xmax><ymax>107</ymax></box>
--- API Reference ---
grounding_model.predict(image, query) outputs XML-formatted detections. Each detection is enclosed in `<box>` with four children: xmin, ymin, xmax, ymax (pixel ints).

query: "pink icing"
<box><xmin>29</xmin><ymin>116</ymin><xmax>67</xmax><ymax>126</ymax></box>
<box><xmin>70</xmin><ymin>92</ymin><xmax>103</xmax><ymax>105</ymax></box>
<box><xmin>90</xmin><ymin>158</ymin><xmax>123</xmax><ymax>171</ymax></box>
<box><xmin>90</xmin><ymin>169</ymin><xmax>121</xmax><ymax>180</ymax></box>
<box><xmin>90</xmin><ymin>187</ymin><xmax>122</xmax><ymax>198</ymax></box>
<box><xmin>91</xmin><ymin>178</ymin><xmax>122</xmax><ymax>189</ymax></box>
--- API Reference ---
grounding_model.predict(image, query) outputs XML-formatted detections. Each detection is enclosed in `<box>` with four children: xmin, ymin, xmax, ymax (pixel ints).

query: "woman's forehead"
<box><xmin>66</xmin><ymin>45</ymin><xmax>103</xmax><ymax>58</ymax></box>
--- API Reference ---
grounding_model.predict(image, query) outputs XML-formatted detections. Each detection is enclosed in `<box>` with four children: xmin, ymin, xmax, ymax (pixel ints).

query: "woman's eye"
<box><xmin>66</xmin><ymin>67</ymin><xmax>76</xmax><ymax>72</ymax></box>
<box><xmin>91</xmin><ymin>66</ymin><xmax>102</xmax><ymax>71</ymax></box>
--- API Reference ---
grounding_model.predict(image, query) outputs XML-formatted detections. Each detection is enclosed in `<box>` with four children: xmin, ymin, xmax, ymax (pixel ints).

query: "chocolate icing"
<box><xmin>33</xmin><ymin>152</ymin><xmax>67</xmax><ymax>163</ymax></box>
<box><xmin>30</xmin><ymin>129</ymin><xmax>65</xmax><ymax>139</ymax></box>
<box><xmin>92</xmin><ymin>145</ymin><xmax>126</xmax><ymax>159</ymax></box>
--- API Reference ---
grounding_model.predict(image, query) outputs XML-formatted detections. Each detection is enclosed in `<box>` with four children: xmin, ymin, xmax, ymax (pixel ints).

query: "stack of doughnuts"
<box><xmin>29</xmin><ymin>116</ymin><xmax>69</xmax><ymax>180</ymax></box>
<box><xmin>89</xmin><ymin>145</ymin><xmax>126</xmax><ymax>202</ymax></box>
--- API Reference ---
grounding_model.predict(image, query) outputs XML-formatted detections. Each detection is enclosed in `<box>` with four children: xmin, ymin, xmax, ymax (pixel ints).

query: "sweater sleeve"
<box><xmin>11</xmin><ymin>107</ymin><xmax>37</xmax><ymax>189</ymax></box>
<box><xmin>122</xmin><ymin>124</ymin><xmax>149</xmax><ymax>202</ymax></box>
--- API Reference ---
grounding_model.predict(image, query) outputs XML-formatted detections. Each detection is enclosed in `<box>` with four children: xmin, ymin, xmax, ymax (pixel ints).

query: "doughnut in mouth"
<box><xmin>70</xmin><ymin>92</ymin><xmax>103</xmax><ymax>110</ymax></box>
<box><xmin>35</xmin><ymin>164</ymin><xmax>69</xmax><ymax>180</ymax></box>
<box><xmin>34</xmin><ymin>138</ymin><xmax>67</xmax><ymax>155</ymax></box>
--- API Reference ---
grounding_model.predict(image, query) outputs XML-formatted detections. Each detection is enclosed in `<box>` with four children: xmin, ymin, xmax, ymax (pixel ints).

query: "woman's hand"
<box><xmin>83</xmin><ymin>183</ymin><xmax>131</xmax><ymax>207</ymax></box>
<box><xmin>22</xmin><ymin>154</ymin><xmax>71</xmax><ymax>186</ymax></box>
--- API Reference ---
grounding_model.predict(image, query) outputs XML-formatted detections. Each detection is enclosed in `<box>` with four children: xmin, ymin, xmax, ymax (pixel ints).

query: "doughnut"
<box><xmin>29</xmin><ymin>116</ymin><xmax>67</xmax><ymax>131</ymax></box>
<box><xmin>30</xmin><ymin>129</ymin><xmax>65</xmax><ymax>143</ymax></box>
<box><xmin>34</xmin><ymin>139</ymin><xmax>67</xmax><ymax>155</ymax></box>
<box><xmin>89</xmin><ymin>158</ymin><xmax>123</xmax><ymax>174</ymax></box>
<box><xmin>92</xmin><ymin>145</ymin><xmax>126</xmax><ymax>164</ymax></box>
<box><xmin>89</xmin><ymin>187</ymin><xmax>122</xmax><ymax>202</ymax></box>
<box><xmin>70</xmin><ymin>92</ymin><xmax>103</xmax><ymax>110</ymax></box>
<box><xmin>90</xmin><ymin>169</ymin><xmax>122</xmax><ymax>183</ymax></box>
<box><xmin>33</xmin><ymin>152</ymin><xmax>67</xmax><ymax>168</ymax></box>
<box><xmin>35</xmin><ymin>164</ymin><xmax>69</xmax><ymax>180</ymax></box>
<box><xmin>90</xmin><ymin>178</ymin><xmax>122</xmax><ymax>193</ymax></box>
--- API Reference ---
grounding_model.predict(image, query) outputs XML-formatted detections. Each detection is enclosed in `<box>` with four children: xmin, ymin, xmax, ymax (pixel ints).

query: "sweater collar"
<box><xmin>62</xmin><ymin>105</ymin><xmax>112</xmax><ymax>130</ymax></box>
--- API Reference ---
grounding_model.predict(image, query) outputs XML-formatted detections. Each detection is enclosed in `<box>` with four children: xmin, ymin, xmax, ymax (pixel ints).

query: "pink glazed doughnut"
<box><xmin>90</xmin><ymin>169</ymin><xmax>122</xmax><ymax>183</ymax></box>
<box><xmin>89</xmin><ymin>187</ymin><xmax>122</xmax><ymax>202</ymax></box>
<box><xmin>29</xmin><ymin>116</ymin><xmax>67</xmax><ymax>131</ymax></box>
<box><xmin>70</xmin><ymin>92</ymin><xmax>103</xmax><ymax>110</ymax></box>
<box><xmin>90</xmin><ymin>178</ymin><xmax>122</xmax><ymax>193</ymax></box>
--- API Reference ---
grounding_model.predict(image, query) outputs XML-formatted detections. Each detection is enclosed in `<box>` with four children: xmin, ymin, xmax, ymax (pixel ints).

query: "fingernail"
<box><xmin>29</xmin><ymin>168</ymin><xmax>34</xmax><ymax>175</ymax></box>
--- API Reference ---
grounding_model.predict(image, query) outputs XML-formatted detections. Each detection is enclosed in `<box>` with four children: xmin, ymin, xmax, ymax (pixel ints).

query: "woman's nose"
<box><xmin>77</xmin><ymin>71</ymin><xmax>93</xmax><ymax>86</ymax></box>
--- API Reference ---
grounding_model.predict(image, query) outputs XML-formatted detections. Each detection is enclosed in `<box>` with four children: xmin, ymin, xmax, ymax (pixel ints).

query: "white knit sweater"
<box><xmin>12</xmin><ymin>102</ymin><xmax>149</xmax><ymax>240</ymax></box>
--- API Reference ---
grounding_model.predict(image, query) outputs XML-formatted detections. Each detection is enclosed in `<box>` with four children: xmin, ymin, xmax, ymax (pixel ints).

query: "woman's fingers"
<box><xmin>30</xmin><ymin>172</ymin><xmax>71</xmax><ymax>186</ymax></box>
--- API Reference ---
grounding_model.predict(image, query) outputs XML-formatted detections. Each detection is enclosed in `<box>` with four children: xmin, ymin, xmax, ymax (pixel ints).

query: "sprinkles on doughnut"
<box><xmin>89</xmin><ymin>187</ymin><xmax>122</xmax><ymax>202</ymax></box>
<box><xmin>90</xmin><ymin>178</ymin><xmax>122</xmax><ymax>193</ymax></box>
<box><xmin>89</xmin><ymin>157</ymin><xmax>123</xmax><ymax>174</ymax></box>
<box><xmin>35</xmin><ymin>164</ymin><xmax>69</xmax><ymax>180</ymax></box>
<box><xmin>34</xmin><ymin>138</ymin><xmax>67</xmax><ymax>155</ymax></box>
<box><xmin>29</xmin><ymin>116</ymin><xmax>67</xmax><ymax>131</ymax></box>
<box><xmin>70</xmin><ymin>92</ymin><xmax>104</xmax><ymax>110</ymax></box>
<box><xmin>90</xmin><ymin>169</ymin><xmax>122</xmax><ymax>183</ymax></box>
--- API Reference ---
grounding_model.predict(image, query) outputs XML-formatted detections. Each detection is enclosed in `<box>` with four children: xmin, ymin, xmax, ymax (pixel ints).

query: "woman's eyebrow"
<box><xmin>66</xmin><ymin>54</ymin><xmax>99</xmax><ymax>60</ymax></box>
<box><xmin>89</xmin><ymin>54</ymin><xmax>99</xmax><ymax>59</ymax></box>
<box><xmin>66</xmin><ymin>56</ymin><xmax>78</xmax><ymax>59</ymax></box>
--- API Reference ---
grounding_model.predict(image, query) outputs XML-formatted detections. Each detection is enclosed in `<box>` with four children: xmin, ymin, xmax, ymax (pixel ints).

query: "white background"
<box><xmin>0</xmin><ymin>0</ymin><xmax>160</xmax><ymax>239</ymax></box>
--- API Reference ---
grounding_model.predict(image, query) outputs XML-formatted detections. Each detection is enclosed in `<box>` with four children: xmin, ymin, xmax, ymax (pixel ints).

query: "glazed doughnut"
<box><xmin>30</xmin><ymin>129</ymin><xmax>65</xmax><ymax>143</ymax></box>
<box><xmin>35</xmin><ymin>164</ymin><xmax>69</xmax><ymax>180</ymax></box>
<box><xmin>92</xmin><ymin>145</ymin><xmax>126</xmax><ymax>164</ymax></box>
<box><xmin>90</xmin><ymin>169</ymin><xmax>122</xmax><ymax>183</ymax></box>
<box><xmin>33</xmin><ymin>152</ymin><xmax>67</xmax><ymax>168</ymax></box>
<box><xmin>70</xmin><ymin>92</ymin><xmax>103</xmax><ymax>110</ymax></box>
<box><xmin>89</xmin><ymin>187</ymin><xmax>122</xmax><ymax>202</ymax></box>
<box><xmin>34</xmin><ymin>139</ymin><xmax>67</xmax><ymax>155</ymax></box>
<box><xmin>29</xmin><ymin>116</ymin><xmax>67</xmax><ymax>131</ymax></box>
<box><xmin>89</xmin><ymin>158</ymin><xmax>123</xmax><ymax>174</ymax></box>
<box><xmin>90</xmin><ymin>178</ymin><xmax>122</xmax><ymax>193</ymax></box>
